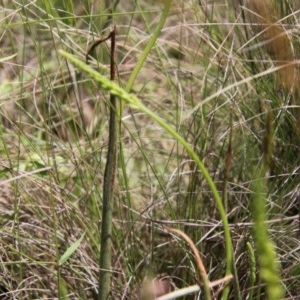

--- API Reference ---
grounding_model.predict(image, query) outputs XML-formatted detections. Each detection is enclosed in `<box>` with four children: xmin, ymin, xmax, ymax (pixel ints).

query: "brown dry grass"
<box><xmin>245</xmin><ymin>0</ymin><xmax>299</xmax><ymax>96</ymax></box>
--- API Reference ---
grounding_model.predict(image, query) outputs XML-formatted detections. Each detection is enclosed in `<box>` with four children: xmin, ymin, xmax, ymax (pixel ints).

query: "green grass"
<box><xmin>0</xmin><ymin>0</ymin><xmax>299</xmax><ymax>299</ymax></box>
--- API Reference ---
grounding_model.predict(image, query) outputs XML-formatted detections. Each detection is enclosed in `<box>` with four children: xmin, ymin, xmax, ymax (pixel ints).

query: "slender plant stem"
<box><xmin>165</xmin><ymin>227</ymin><xmax>212</xmax><ymax>300</ymax></box>
<box><xmin>117</xmin><ymin>0</ymin><xmax>173</xmax><ymax>225</ymax></box>
<box><xmin>125</xmin><ymin>0</ymin><xmax>173</xmax><ymax>94</ymax></box>
<box><xmin>98</xmin><ymin>26</ymin><xmax>118</xmax><ymax>300</ymax></box>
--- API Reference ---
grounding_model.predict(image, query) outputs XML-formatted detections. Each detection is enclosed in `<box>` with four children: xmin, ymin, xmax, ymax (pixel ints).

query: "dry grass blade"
<box><xmin>164</xmin><ymin>226</ymin><xmax>211</xmax><ymax>299</ymax></box>
<box><xmin>245</xmin><ymin>0</ymin><xmax>300</xmax><ymax>95</ymax></box>
<box><xmin>155</xmin><ymin>275</ymin><xmax>233</xmax><ymax>300</ymax></box>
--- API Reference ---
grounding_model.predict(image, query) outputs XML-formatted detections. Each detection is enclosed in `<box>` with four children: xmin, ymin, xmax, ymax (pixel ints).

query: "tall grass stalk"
<box><xmin>124</xmin><ymin>0</ymin><xmax>173</xmax><ymax>94</ymax></box>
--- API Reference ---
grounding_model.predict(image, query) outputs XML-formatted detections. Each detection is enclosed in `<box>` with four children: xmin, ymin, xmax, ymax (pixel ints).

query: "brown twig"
<box><xmin>164</xmin><ymin>226</ymin><xmax>212</xmax><ymax>300</ymax></box>
<box><xmin>86</xmin><ymin>32</ymin><xmax>112</xmax><ymax>64</ymax></box>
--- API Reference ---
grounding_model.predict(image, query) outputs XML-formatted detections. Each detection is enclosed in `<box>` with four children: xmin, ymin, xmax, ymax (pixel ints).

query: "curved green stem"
<box><xmin>125</xmin><ymin>0</ymin><xmax>173</xmax><ymax>94</ymax></box>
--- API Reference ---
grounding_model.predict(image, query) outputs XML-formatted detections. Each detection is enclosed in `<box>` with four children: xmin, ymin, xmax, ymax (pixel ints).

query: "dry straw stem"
<box><xmin>164</xmin><ymin>226</ymin><xmax>211</xmax><ymax>299</ymax></box>
<box><xmin>246</xmin><ymin>0</ymin><xmax>300</xmax><ymax>95</ymax></box>
<box><xmin>156</xmin><ymin>275</ymin><xmax>233</xmax><ymax>300</ymax></box>
<box><xmin>162</xmin><ymin>228</ymin><xmax>234</xmax><ymax>299</ymax></box>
